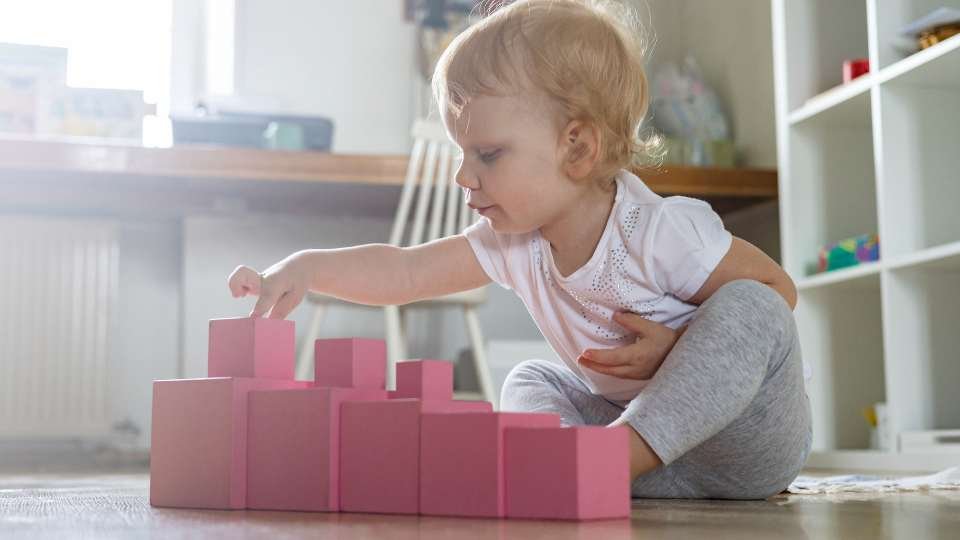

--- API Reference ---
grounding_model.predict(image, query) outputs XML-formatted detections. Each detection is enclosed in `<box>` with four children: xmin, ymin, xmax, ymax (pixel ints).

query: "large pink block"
<box><xmin>389</xmin><ymin>360</ymin><xmax>454</xmax><ymax>400</ymax></box>
<box><xmin>314</xmin><ymin>338</ymin><xmax>386</xmax><ymax>390</ymax></box>
<box><xmin>419</xmin><ymin>412</ymin><xmax>561</xmax><ymax>518</ymax></box>
<box><xmin>340</xmin><ymin>398</ymin><xmax>492</xmax><ymax>514</ymax></box>
<box><xmin>505</xmin><ymin>426</ymin><xmax>631</xmax><ymax>520</ymax></box>
<box><xmin>150</xmin><ymin>377</ymin><xmax>309</xmax><ymax>509</ymax></box>
<box><xmin>208</xmin><ymin>317</ymin><xmax>295</xmax><ymax>379</ymax></box>
<box><xmin>246</xmin><ymin>386</ymin><xmax>386</xmax><ymax>512</ymax></box>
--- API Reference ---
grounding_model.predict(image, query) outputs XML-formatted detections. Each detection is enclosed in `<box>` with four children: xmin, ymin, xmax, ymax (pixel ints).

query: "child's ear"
<box><xmin>560</xmin><ymin>120</ymin><xmax>601</xmax><ymax>180</ymax></box>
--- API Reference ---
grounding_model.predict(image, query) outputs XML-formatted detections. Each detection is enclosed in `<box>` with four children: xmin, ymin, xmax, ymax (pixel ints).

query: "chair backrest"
<box><xmin>389</xmin><ymin>119</ymin><xmax>478</xmax><ymax>247</ymax></box>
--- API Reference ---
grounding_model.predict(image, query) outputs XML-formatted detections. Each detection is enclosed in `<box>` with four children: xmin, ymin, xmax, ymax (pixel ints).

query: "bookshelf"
<box><xmin>772</xmin><ymin>0</ymin><xmax>960</xmax><ymax>471</ymax></box>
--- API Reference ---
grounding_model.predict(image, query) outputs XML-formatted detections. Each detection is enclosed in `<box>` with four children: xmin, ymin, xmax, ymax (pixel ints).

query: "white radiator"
<box><xmin>0</xmin><ymin>216</ymin><xmax>119</xmax><ymax>438</ymax></box>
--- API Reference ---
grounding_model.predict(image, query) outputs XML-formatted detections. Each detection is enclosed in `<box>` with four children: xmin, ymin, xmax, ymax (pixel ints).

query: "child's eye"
<box><xmin>478</xmin><ymin>150</ymin><xmax>500</xmax><ymax>164</ymax></box>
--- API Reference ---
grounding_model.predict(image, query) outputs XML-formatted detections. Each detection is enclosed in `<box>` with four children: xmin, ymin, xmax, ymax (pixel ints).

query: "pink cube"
<box><xmin>340</xmin><ymin>398</ymin><xmax>492</xmax><ymax>514</ymax></box>
<box><xmin>246</xmin><ymin>386</ymin><xmax>387</xmax><ymax>512</ymax></box>
<box><xmin>390</xmin><ymin>360</ymin><xmax>454</xmax><ymax>400</ymax></box>
<box><xmin>208</xmin><ymin>317</ymin><xmax>295</xmax><ymax>379</ymax></box>
<box><xmin>150</xmin><ymin>377</ymin><xmax>309</xmax><ymax>509</ymax></box>
<box><xmin>314</xmin><ymin>338</ymin><xmax>386</xmax><ymax>390</ymax></box>
<box><xmin>419</xmin><ymin>412</ymin><xmax>561</xmax><ymax>518</ymax></box>
<box><xmin>505</xmin><ymin>426</ymin><xmax>631</xmax><ymax>520</ymax></box>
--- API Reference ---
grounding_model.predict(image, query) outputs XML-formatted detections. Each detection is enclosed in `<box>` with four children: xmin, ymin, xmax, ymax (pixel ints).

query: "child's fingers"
<box><xmin>612</xmin><ymin>311</ymin><xmax>655</xmax><ymax>336</ymax></box>
<box><xmin>580</xmin><ymin>344</ymin><xmax>641</xmax><ymax>366</ymax></box>
<box><xmin>228</xmin><ymin>265</ymin><xmax>261</xmax><ymax>298</ymax></box>
<box><xmin>267</xmin><ymin>288</ymin><xmax>305</xmax><ymax>320</ymax></box>
<box><xmin>250</xmin><ymin>282</ymin><xmax>283</xmax><ymax>318</ymax></box>
<box><xmin>578</xmin><ymin>357</ymin><xmax>642</xmax><ymax>379</ymax></box>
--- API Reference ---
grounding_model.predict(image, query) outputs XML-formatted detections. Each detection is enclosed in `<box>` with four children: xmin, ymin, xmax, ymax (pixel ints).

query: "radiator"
<box><xmin>0</xmin><ymin>216</ymin><xmax>119</xmax><ymax>439</ymax></box>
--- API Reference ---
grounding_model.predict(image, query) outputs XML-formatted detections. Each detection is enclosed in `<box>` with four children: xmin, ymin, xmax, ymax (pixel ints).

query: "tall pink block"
<box><xmin>246</xmin><ymin>386</ymin><xmax>387</xmax><ymax>512</ymax></box>
<box><xmin>340</xmin><ymin>398</ymin><xmax>492</xmax><ymax>514</ymax></box>
<box><xmin>505</xmin><ymin>426</ymin><xmax>631</xmax><ymax>520</ymax></box>
<box><xmin>390</xmin><ymin>360</ymin><xmax>453</xmax><ymax>400</ymax></box>
<box><xmin>314</xmin><ymin>338</ymin><xmax>386</xmax><ymax>390</ymax></box>
<box><xmin>419</xmin><ymin>412</ymin><xmax>561</xmax><ymax>518</ymax></box>
<box><xmin>208</xmin><ymin>317</ymin><xmax>295</xmax><ymax>379</ymax></box>
<box><xmin>150</xmin><ymin>377</ymin><xmax>309</xmax><ymax>509</ymax></box>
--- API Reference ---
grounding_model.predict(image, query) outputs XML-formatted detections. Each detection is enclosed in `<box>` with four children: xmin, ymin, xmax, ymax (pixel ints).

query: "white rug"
<box><xmin>788</xmin><ymin>467</ymin><xmax>960</xmax><ymax>494</ymax></box>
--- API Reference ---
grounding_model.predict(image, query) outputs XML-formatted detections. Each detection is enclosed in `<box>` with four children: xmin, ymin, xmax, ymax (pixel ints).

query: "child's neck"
<box><xmin>541</xmin><ymin>180</ymin><xmax>617</xmax><ymax>278</ymax></box>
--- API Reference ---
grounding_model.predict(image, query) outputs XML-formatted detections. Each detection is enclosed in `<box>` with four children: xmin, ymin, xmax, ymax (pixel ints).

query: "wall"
<box><xmin>233</xmin><ymin>0</ymin><xmax>419</xmax><ymax>154</ymax></box>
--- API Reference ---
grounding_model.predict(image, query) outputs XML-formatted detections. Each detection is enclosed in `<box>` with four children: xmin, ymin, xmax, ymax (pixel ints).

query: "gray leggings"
<box><xmin>500</xmin><ymin>279</ymin><xmax>812</xmax><ymax>499</ymax></box>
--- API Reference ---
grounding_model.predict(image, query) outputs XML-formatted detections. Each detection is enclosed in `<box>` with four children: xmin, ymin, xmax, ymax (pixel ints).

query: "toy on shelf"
<box><xmin>150</xmin><ymin>317</ymin><xmax>631</xmax><ymax>521</ymax></box>
<box><xmin>816</xmin><ymin>234</ymin><xmax>880</xmax><ymax>273</ymax></box>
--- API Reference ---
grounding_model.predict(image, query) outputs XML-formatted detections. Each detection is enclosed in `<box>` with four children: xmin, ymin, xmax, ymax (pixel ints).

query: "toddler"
<box><xmin>228</xmin><ymin>0</ymin><xmax>811</xmax><ymax>499</ymax></box>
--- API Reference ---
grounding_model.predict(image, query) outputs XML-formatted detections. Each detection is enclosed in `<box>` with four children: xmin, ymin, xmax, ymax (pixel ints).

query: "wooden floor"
<box><xmin>1</xmin><ymin>471</ymin><xmax>959</xmax><ymax>539</ymax></box>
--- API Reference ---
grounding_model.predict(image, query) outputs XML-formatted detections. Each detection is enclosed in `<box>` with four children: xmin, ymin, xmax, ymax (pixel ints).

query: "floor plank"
<box><xmin>1</xmin><ymin>472</ymin><xmax>959</xmax><ymax>539</ymax></box>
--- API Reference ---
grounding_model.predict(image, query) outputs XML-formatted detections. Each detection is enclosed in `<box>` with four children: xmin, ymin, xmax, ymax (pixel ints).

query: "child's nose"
<box><xmin>455</xmin><ymin>162</ymin><xmax>480</xmax><ymax>190</ymax></box>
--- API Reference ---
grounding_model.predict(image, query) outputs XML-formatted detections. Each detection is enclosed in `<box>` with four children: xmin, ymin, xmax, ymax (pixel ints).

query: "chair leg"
<box><xmin>463</xmin><ymin>306</ymin><xmax>496</xmax><ymax>409</ymax></box>
<box><xmin>296</xmin><ymin>303</ymin><xmax>326</xmax><ymax>381</ymax></box>
<box><xmin>384</xmin><ymin>304</ymin><xmax>406</xmax><ymax>391</ymax></box>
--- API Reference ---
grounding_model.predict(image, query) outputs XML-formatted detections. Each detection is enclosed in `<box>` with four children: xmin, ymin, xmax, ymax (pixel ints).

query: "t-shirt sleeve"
<box><xmin>462</xmin><ymin>219</ymin><xmax>514</xmax><ymax>290</ymax></box>
<box><xmin>651</xmin><ymin>199</ymin><xmax>733</xmax><ymax>301</ymax></box>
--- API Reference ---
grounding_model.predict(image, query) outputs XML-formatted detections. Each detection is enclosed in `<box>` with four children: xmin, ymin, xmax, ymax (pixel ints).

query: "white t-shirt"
<box><xmin>463</xmin><ymin>169</ymin><xmax>733</xmax><ymax>401</ymax></box>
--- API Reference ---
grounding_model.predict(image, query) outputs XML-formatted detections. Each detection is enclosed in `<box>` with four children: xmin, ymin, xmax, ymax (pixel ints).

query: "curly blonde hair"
<box><xmin>432</xmin><ymin>0</ymin><xmax>659</xmax><ymax>184</ymax></box>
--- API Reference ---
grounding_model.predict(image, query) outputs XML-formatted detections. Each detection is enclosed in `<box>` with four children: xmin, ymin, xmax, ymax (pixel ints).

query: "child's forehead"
<box><xmin>444</xmin><ymin>94</ymin><xmax>558</xmax><ymax>142</ymax></box>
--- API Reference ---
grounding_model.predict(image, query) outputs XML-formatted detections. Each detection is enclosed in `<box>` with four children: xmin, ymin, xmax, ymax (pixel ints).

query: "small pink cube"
<box><xmin>340</xmin><ymin>398</ymin><xmax>492</xmax><ymax>514</ymax></box>
<box><xmin>246</xmin><ymin>386</ymin><xmax>387</xmax><ymax>512</ymax></box>
<box><xmin>314</xmin><ymin>338</ymin><xmax>386</xmax><ymax>390</ymax></box>
<box><xmin>505</xmin><ymin>426</ymin><xmax>631</xmax><ymax>520</ymax></box>
<box><xmin>150</xmin><ymin>377</ymin><xmax>309</xmax><ymax>509</ymax></box>
<box><xmin>208</xmin><ymin>317</ymin><xmax>295</xmax><ymax>379</ymax></box>
<box><xmin>419</xmin><ymin>412</ymin><xmax>561</xmax><ymax>518</ymax></box>
<box><xmin>390</xmin><ymin>360</ymin><xmax>454</xmax><ymax>400</ymax></box>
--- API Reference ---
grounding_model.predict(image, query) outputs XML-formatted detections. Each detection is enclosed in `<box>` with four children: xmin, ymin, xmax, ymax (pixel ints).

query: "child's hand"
<box><xmin>227</xmin><ymin>252</ymin><xmax>311</xmax><ymax>319</ymax></box>
<box><xmin>577</xmin><ymin>312</ymin><xmax>683</xmax><ymax>380</ymax></box>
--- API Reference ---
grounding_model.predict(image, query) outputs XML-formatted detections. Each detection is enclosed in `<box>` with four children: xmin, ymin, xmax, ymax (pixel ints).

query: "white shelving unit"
<box><xmin>772</xmin><ymin>0</ymin><xmax>960</xmax><ymax>471</ymax></box>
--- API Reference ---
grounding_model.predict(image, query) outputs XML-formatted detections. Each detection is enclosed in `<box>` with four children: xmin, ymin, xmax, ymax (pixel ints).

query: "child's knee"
<box><xmin>703</xmin><ymin>279</ymin><xmax>794</xmax><ymax>338</ymax></box>
<box><xmin>502</xmin><ymin>358</ymin><xmax>562</xmax><ymax>389</ymax></box>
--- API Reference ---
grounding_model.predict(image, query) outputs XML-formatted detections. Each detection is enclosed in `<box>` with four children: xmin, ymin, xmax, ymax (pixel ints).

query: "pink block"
<box><xmin>314</xmin><ymin>338</ymin><xmax>386</xmax><ymax>390</ymax></box>
<box><xmin>150</xmin><ymin>377</ymin><xmax>309</xmax><ymax>509</ymax></box>
<box><xmin>505</xmin><ymin>426</ymin><xmax>631</xmax><ymax>520</ymax></box>
<box><xmin>340</xmin><ymin>398</ymin><xmax>492</xmax><ymax>514</ymax></box>
<box><xmin>419</xmin><ymin>412</ymin><xmax>561</xmax><ymax>517</ymax></box>
<box><xmin>208</xmin><ymin>317</ymin><xmax>295</xmax><ymax>379</ymax></box>
<box><xmin>246</xmin><ymin>386</ymin><xmax>386</xmax><ymax>512</ymax></box>
<box><xmin>390</xmin><ymin>360</ymin><xmax>453</xmax><ymax>400</ymax></box>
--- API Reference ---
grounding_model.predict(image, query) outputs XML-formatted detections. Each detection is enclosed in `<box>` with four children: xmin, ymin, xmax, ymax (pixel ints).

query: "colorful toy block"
<box><xmin>246</xmin><ymin>386</ymin><xmax>387</xmax><ymax>512</ymax></box>
<box><xmin>504</xmin><ymin>426</ymin><xmax>631</xmax><ymax>520</ymax></box>
<box><xmin>150</xmin><ymin>377</ymin><xmax>309</xmax><ymax>509</ymax></box>
<box><xmin>208</xmin><ymin>317</ymin><xmax>295</xmax><ymax>379</ymax></box>
<box><xmin>340</xmin><ymin>398</ymin><xmax>492</xmax><ymax>514</ymax></box>
<box><xmin>419</xmin><ymin>412</ymin><xmax>561</xmax><ymax>518</ymax></box>
<box><xmin>389</xmin><ymin>360</ymin><xmax>454</xmax><ymax>400</ymax></box>
<box><xmin>314</xmin><ymin>338</ymin><xmax>386</xmax><ymax>390</ymax></box>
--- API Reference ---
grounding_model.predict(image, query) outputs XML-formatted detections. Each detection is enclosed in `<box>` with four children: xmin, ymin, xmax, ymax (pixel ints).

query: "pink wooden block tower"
<box><xmin>151</xmin><ymin>318</ymin><xmax>632</xmax><ymax>521</ymax></box>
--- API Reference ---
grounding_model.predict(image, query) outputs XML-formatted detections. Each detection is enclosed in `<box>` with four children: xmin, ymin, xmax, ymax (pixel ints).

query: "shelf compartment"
<box><xmin>877</xmin><ymin>44</ymin><xmax>960</xmax><ymax>258</ymax></box>
<box><xmin>796</xmin><ymin>274</ymin><xmax>885</xmax><ymax>451</ymax></box>
<box><xmin>883</xmin><ymin>264</ymin><xmax>960</xmax><ymax>442</ymax></box>
<box><xmin>874</xmin><ymin>0</ymin><xmax>960</xmax><ymax>70</ymax></box>
<box><xmin>783</xmin><ymin>0</ymin><xmax>870</xmax><ymax>110</ymax></box>
<box><xmin>785</xmin><ymin>91</ymin><xmax>878</xmax><ymax>278</ymax></box>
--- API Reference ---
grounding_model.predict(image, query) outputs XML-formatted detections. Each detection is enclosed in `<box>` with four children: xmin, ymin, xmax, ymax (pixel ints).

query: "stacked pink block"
<box><xmin>150</xmin><ymin>317</ymin><xmax>630</xmax><ymax>520</ymax></box>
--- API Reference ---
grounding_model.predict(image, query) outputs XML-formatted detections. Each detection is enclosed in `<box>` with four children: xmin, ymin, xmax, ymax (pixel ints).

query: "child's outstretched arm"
<box><xmin>227</xmin><ymin>235</ymin><xmax>490</xmax><ymax>319</ymax></box>
<box><xmin>687</xmin><ymin>237</ymin><xmax>797</xmax><ymax>309</ymax></box>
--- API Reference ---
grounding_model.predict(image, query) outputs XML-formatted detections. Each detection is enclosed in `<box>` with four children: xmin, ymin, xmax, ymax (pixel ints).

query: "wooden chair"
<box><xmin>296</xmin><ymin>120</ymin><xmax>495</xmax><ymax>404</ymax></box>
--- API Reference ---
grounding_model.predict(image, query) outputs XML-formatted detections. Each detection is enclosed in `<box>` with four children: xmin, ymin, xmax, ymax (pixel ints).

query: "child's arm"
<box><xmin>687</xmin><ymin>237</ymin><xmax>797</xmax><ymax>309</ymax></box>
<box><xmin>227</xmin><ymin>235</ymin><xmax>490</xmax><ymax>319</ymax></box>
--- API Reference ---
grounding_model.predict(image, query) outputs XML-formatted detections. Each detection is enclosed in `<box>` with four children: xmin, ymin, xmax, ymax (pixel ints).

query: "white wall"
<box><xmin>233</xmin><ymin>0</ymin><xmax>418</xmax><ymax>154</ymax></box>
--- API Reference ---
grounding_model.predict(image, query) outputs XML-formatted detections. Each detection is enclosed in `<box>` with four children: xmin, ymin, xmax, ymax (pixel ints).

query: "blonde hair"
<box><xmin>432</xmin><ymin>0</ymin><xmax>659</xmax><ymax>184</ymax></box>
